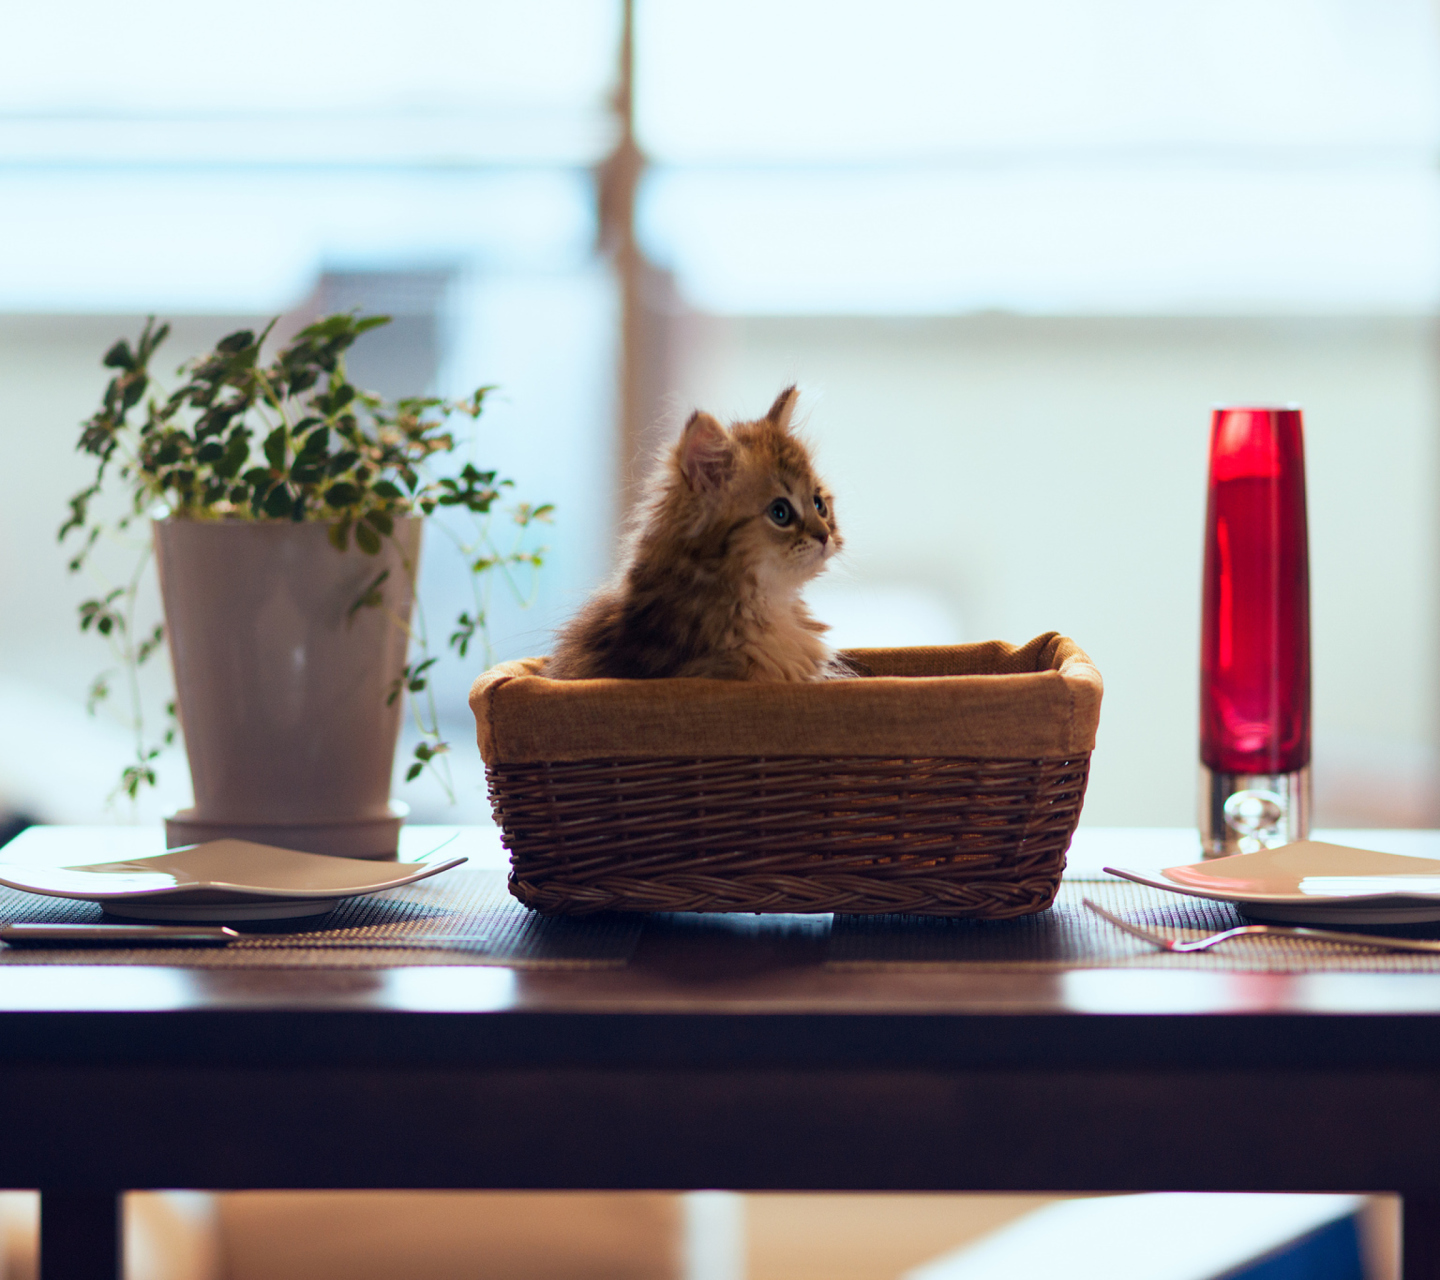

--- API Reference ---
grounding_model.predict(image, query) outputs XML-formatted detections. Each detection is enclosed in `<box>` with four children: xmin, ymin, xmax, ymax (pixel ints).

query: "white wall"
<box><xmin>0</xmin><ymin>316</ymin><xmax>239</xmax><ymax>822</ymax></box>
<box><xmin>7</xmin><ymin>309</ymin><xmax>1435</xmax><ymax>830</ymax></box>
<box><xmin>0</xmin><ymin>283</ymin><xmax>616</xmax><ymax>826</ymax></box>
<box><xmin>673</xmin><ymin>314</ymin><xmax>1440</xmax><ymax>828</ymax></box>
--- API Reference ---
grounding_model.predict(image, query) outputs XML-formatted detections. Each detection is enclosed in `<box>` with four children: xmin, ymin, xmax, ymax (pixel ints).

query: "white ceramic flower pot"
<box><xmin>154</xmin><ymin>517</ymin><xmax>421</xmax><ymax>859</ymax></box>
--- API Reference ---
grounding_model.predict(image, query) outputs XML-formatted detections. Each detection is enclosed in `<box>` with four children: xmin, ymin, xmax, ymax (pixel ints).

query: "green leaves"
<box><xmin>216</xmin><ymin>329</ymin><xmax>255</xmax><ymax>354</ymax></box>
<box><xmin>139</xmin><ymin>321</ymin><xmax>171</xmax><ymax>362</ymax></box>
<box><xmin>79</xmin><ymin>589</ymin><xmax>125</xmax><ymax>637</ymax></box>
<box><xmin>319</xmin><ymin>382</ymin><xmax>356</xmax><ymax>415</ymax></box>
<box><xmin>119</xmin><ymin>374</ymin><xmax>148</xmax><ymax>411</ymax></box>
<box><xmin>405</xmin><ymin>739</ymin><xmax>448</xmax><ymax>783</ymax></box>
<box><xmin>117</xmin><ymin>758</ymin><xmax>158</xmax><ymax>802</ymax></box>
<box><xmin>347</xmin><ymin>568</ymin><xmax>390</xmax><ymax>622</ymax></box>
<box><xmin>436</xmin><ymin>463</ymin><xmax>507</xmax><ymax>514</ymax></box>
<box><xmin>103</xmin><ymin>339</ymin><xmax>135</xmax><ymax>370</ymax></box>
<box><xmin>63</xmin><ymin>309</ymin><xmax>554</xmax><ymax>806</ymax></box>
<box><xmin>108</xmin><ymin>305</ymin><xmax>467</xmax><ymax>522</ymax></box>
<box><xmin>262</xmin><ymin>483</ymin><xmax>294</xmax><ymax>519</ymax></box>
<box><xmin>449</xmin><ymin>610</ymin><xmax>482</xmax><ymax>658</ymax></box>
<box><xmin>215</xmin><ymin>428</ymin><xmax>250</xmax><ymax>479</ymax></box>
<box><xmin>262</xmin><ymin>425</ymin><xmax>287</xmax><ymax>471</ymax></box>
<box><xmin>154</xmin><ymin>433</ymin><xmax>184</xmax><ymax>466</ymax></box>
<box><xmin>136</xmin><ymin>623</ymin><xmax>165</xmax><ymax>665</ymax></box>
<box><xmin>85</xmin><ymin>672</ymin><xmax>112</xmax><ymax>715</ymax></box>
<box><xmin>388</xmin><ymin>657</ymin><xmax>438</xmax><ymax>709</ymax></box>
<box><xmin>59</xmin><ymin>483</ymin><xmax>98</xmax><ymax>544</ymax></box>
<box><xmin>354</xmin><ymin>520</ymin><xmax>381</xmax><ymax>554</ymax></box>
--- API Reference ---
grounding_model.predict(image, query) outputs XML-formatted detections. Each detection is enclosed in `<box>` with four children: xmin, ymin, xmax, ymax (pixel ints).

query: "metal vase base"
<box><xmin>165</xmin><ymin>801</ymin><xmax>408</xmax><ymax>860</ymax></box>
<box><xmin>1199</xmin><ymin>765</ymin><xmax>1311</xmax><ymax>859</ymax></box>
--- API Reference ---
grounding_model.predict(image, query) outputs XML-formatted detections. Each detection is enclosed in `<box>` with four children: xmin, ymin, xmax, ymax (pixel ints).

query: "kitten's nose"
<box><xmin>814</xmin><ymin>530</ymin><xmax>828</xmax><ymax>547</ymax></box>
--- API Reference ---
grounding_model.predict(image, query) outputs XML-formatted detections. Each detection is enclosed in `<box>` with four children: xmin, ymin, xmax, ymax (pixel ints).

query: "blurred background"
<box><xmin>0</xmin><ymin>5</ymin><xmax>1424</xmax><ymax>1278</ymax></box>
<box><xmin>3</xmin><ymin>0</ymin><xmax>1439</xmax><ymax>833</ymax></box>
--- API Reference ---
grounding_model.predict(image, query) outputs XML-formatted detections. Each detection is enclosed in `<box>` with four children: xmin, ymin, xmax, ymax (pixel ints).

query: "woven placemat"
<box><xmin>0</xmin><ymin>869</ymin><xmax>641</xmax><ymax>969</ymax></box>
<box><xmin>827</xmin><ymin>878</ymin><xmax>1440</xmax><ymax>972</ymax></box>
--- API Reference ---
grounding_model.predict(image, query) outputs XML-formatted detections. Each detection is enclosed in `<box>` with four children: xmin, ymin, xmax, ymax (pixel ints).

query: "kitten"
<box><xmin>546</xmin><ymin>386</ymin><xmax>844</xmax><ymax>681</ymax></box>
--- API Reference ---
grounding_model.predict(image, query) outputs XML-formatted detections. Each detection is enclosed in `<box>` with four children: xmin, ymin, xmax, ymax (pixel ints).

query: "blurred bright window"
<box><xmin>0</xmin><ymin>0</ymin><xmax>618</xmax><ymax>311</ymax></box>
<box><xmin>0</xmin><ymin>1</ymin><xmax>623</xmax><ymax>825</ymax></box>
<box><xmin>637</xmin><ymin>0</ymin><xmax>1440</xmax><ymax>313</ymax></box>
<box><xmin>7</xmin><ymin>1</ymin><xmax>1440</xmax><ymax>831</ymax></box>
<box><xmin>634</xmin><ymin>0</ymin><xmax>1440</xmax><ymax>829</ymax></box>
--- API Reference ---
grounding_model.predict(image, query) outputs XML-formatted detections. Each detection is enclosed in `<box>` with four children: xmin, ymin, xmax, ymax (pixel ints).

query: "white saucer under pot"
<box><xmin>164</xmin><ymin>805</ymin><xmax>408</xmax><ymax>861</ymax></box>
<box><xmin>100</xmin><ymin>897</ymin><xmax>341</xmax><ymax>922</ymax></box>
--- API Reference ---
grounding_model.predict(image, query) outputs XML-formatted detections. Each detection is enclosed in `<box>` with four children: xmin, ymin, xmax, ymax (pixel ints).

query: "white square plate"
<box><xmin>1106</xmin><ymin>839</ymin><xmax>1440</xmax><ymax>924</ymax></box>
<box><xmin>0</xmin><ymin>831</ymin><xmax>468</xmax><ymax>921</ymax></box>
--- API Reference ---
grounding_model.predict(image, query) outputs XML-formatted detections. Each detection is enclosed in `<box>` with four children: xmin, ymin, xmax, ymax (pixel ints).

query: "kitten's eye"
<box><xmin>813</xmin><ymin>494</ymin><xmax>828</xmax><ymax>518</ymax></box>
<box><xmin>767</xmin><ymin>498</ymin><xmax>795</xmax><ymax>526</ymax></box>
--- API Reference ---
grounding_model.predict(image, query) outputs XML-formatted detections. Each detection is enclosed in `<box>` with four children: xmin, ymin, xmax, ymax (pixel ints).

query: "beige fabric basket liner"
<box><xmin>470</xmin><ymin>631</ymin><xmax>1101</xmax><ymax>764</ymax></box>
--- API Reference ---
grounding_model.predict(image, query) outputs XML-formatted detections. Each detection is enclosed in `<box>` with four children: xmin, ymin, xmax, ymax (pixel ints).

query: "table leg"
<box><xmin>39</xmin><ymin>1190</ymin><xmax>121</xmax><ymax>1280</ymax></box>
<box><xmin>1405</xmin><ymin>1196</ymin><xmax>1440</xmax><ymax>1280</ymax></box>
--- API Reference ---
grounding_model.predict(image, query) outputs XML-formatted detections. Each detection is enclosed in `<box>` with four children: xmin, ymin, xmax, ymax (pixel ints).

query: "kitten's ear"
<box><xmin>765</xmin><ymin>385</ymin><xmax>800</xmax><ymax>432</ymax></box>
<box><xmin>678</xmin><ymin>410</ymin><xmax>733</xmax><ymax>491</ymax></box>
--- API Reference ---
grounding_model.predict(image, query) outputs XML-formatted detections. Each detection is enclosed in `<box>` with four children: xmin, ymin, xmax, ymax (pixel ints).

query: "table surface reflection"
<box><xmin>3</xmin><ymin>828</ymin><xmax>1440</xmax><ymax>1210</ymax></box>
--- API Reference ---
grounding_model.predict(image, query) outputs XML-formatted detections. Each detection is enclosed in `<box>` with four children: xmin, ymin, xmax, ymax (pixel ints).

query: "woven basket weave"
<box><xmin>469</xmin><ymin>632</ymin><xmax>1102</xmax><ymax>917</ymax></box>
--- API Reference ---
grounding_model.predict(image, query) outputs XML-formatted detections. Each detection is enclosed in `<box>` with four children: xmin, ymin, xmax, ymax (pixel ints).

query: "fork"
<box><xmin>1081</xmin><ymin>898</ymin><xmax>1440</xmax><ymax>955</ymax></box>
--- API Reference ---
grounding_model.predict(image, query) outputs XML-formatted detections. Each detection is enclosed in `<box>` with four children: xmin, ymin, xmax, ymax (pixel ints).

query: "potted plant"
<box><xmin>61</xmin><ymin>313</ymin><xmax>550</xmax><ymax>858</ymax></box>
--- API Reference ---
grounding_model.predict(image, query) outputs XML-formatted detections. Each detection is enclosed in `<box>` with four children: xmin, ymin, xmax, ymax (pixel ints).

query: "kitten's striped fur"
<box><xmin>546</xmin><ymin>386</ymin><xmax>843</xmax><ymax>681</ymax></box>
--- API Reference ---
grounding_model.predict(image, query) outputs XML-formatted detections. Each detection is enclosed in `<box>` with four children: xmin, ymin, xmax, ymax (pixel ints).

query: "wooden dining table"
<box><xmin>4</xmin><ymin>825</ymin><xmax>1440</xmax><ymax>1280</ymax></box>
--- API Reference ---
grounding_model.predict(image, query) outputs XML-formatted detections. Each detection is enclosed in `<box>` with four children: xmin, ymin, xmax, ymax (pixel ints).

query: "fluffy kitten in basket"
<box><xmin>546</xmin><ymin>386</ymin><xmax>846</xmax><ymax>681</ymax></box>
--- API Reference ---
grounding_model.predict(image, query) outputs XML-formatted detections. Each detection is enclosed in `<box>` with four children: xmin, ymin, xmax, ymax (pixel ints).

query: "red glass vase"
<box><xmin>1199</xmin><ymin>406</ymin><xmax>1311</xmax><ymax>856</ymax></box>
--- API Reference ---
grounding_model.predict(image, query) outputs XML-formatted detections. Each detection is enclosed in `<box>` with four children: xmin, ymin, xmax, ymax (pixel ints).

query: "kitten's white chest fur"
<box><xmin>730</xmin><ymin>580</ymin><xmax>833</xmax><ymax>682</ymax></box>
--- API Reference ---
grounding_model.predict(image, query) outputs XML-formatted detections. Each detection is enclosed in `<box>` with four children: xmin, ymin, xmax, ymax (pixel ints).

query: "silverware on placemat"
<box><xmin>1081</xmin><ymin>899</ymin><xmax>1440</xmax><ymax>956</ymax></box>
<box><xmin>0</xmin><ymin>923</ymin><xmax>239</xmax><ymax>947</ymax></box>
<box><xmin>0</xmin><ymin>923</ymin><xmax>503</xmax><ymax>952</ymax></box>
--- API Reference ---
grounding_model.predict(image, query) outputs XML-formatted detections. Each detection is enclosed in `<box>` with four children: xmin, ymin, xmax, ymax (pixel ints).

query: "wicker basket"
<box><xmin>469</xmin><ymin>632</ymin><xmax>1102</xmax><ymax>917</ymax></box>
